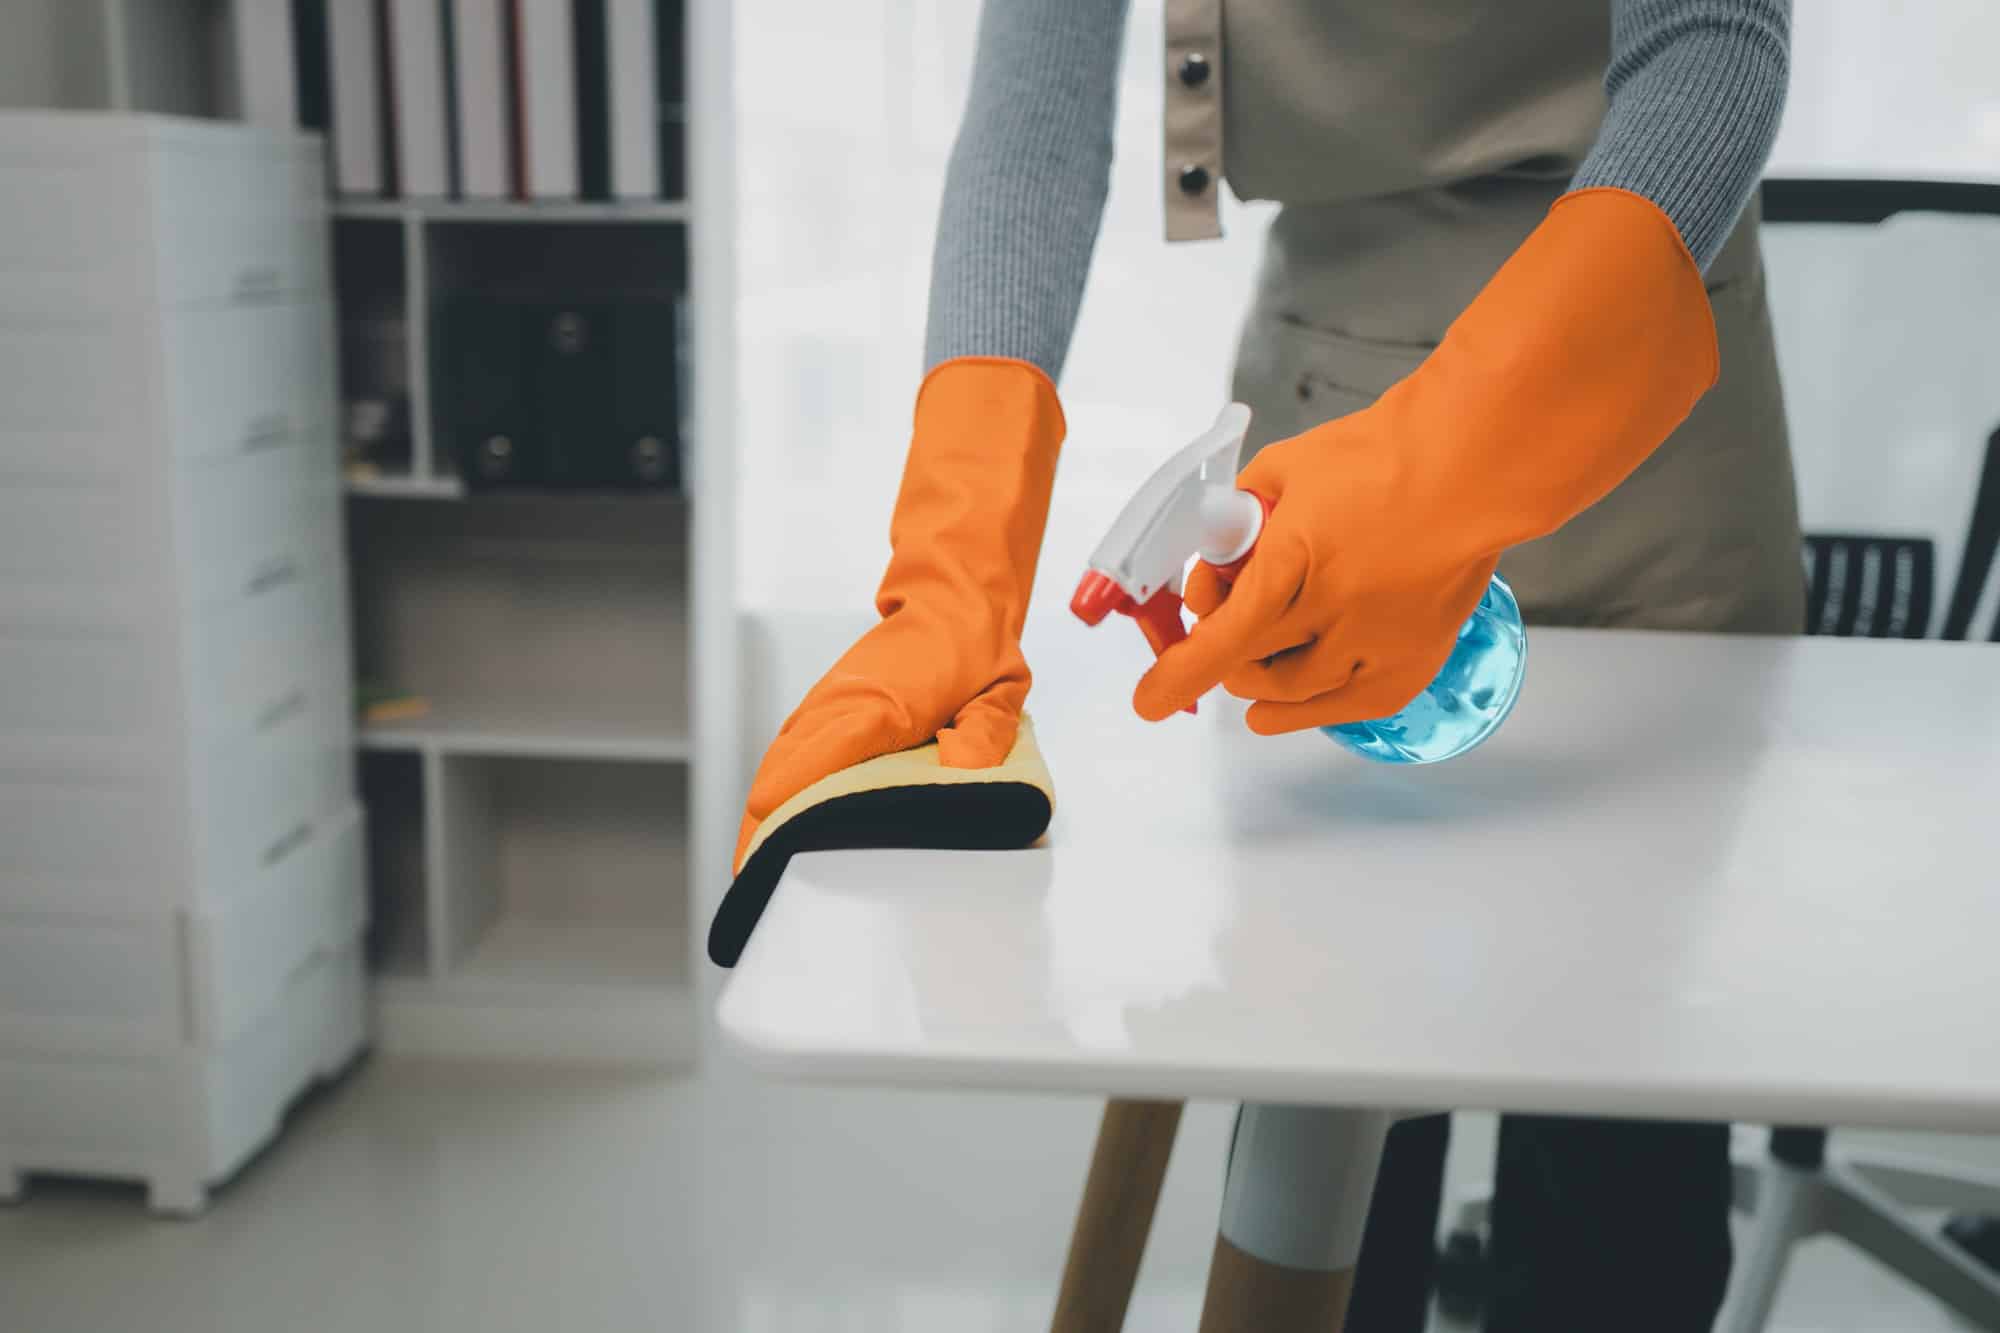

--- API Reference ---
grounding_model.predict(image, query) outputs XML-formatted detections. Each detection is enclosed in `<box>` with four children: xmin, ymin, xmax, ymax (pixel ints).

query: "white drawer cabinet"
<box><xmin>0</xmin><ymin>301</ymin><xmax>337</xmax><ymax>475</ymax></box>
<box><xmin>162</xmin><ymin>301</ymin><xmax>340</xmax><ymax>463</ymax></box>
<box><xmin>0</xmin><ymin>676</ymin><xmax>354</xmax><ymax>914</ymax></box>
<box><xmin>0</xmin><ymin>573</ymin><xmax>355</xmax><ymax>914</ymax></box>
<box><xmin>0</xmin><ymin>114</ymin><xmax>364</xmax><ymax>1210</ymax></box>
<box><xmin>0</xmin><ymin>806</ymin><xmax>365</xmax><ymax>1056</ymax></box>
<box><xmin>0</xmin><ymin>937</ymin><xmax>368</xmax><ymax>1215</ymax></box>
<box><xmin>0</xmin><ymin>806</ymin><xmax>367</xmax><ymax>1215</ymax></box>
<box><xmin>0</xmin><ymin>564</ymin><xmax>347</xmax><ymax>762</ymax></box>
<box><xmin>0</xmin><ymin>915</ymin><xmax>181</xmax><ymax>1053</ymax></box>
<box><xmin>182</xmin><ymin>565</ymin><xmax>352</xmax><ymax>750</ymax></box>
<box><xmin>0</xmin><ymin>113</ymin><xmax>327</xmax><ymax>317</ymax></box>
<box><xmin>175</xmin><ymin>444</ymin><xmax>344</xmax><ymax>611</ymax></box>
<box><xmin>0</xmin><ymin>431</ymin><xmax>341</xmax><ymax>615</ymax></box>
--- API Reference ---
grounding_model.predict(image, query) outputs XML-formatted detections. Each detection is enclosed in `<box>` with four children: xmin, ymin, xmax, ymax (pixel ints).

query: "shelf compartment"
<box><xmin>371</xmin><ymin>752</ymin><xmax>693</xmax><ymax>1066</ymax></box>
<box><xmin>359</xmin><ymin>704</ymin><xmax>689</xmax><ymax>763</ymax></box>
<box><xmin>332</xmin><ymin>217</ymin><xmax>414</xmax><ymax>479</ymax></box>
<box><xmin>348</xmin><ymin>494</ymin><xmax>688</xmax><ymax>748</ymax></box>
<box><xmin>335</xmin><ymin>200</ymin><xmax>690</xmax><ymax>224</ymax></box>
<box><xmin>357</xmin><ymin>751</ymin><xmax>429</xmax><ymax>980</ymax></box>
<box><xmin>454</xmin><ymin>919</ymin><xmax>684</xmax><ymax>990</ymax></box>
<box><xmin>344</xmin><ymin>472</ymin><xmax>467</xmax><ymax>501</ymax></box>
<box><xmin>436</xmin><ymin>754</ymin><xmax>689</xmax><ymax>991</ymax></box>
<box><xmin>424</xmin><ymin>222</ymin><xmax>685</xmax><ymax>495</ymax></box>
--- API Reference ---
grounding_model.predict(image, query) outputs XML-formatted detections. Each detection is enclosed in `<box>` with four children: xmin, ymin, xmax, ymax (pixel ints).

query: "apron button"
<box><xmin>1178</xmin><ymin>164</ymin><xmax>1211</xmax><ymax>197</ymax></box>
<box><xmin>1178</xmin><ymin>52</ymin><xmax>1211</xmax><ymax>88</ymax></box>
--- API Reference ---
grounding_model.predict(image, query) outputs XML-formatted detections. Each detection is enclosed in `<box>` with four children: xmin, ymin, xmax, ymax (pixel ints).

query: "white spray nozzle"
<box><xmin>1196</xmin><ymin>487</ymin><xmax>1265</xmax><ymax>568</ymax></box>
<box><xmin>1078</xmin><ymin>403</ymin><xmax>1255</xmax><ymax>605</ymax></box>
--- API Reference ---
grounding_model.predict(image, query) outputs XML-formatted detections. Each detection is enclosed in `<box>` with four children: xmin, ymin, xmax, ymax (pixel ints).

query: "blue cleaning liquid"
<box><xmin>1322</xmin><ymin>574</ymin><xmax>1528</xmax><ymax>765</ymax></box>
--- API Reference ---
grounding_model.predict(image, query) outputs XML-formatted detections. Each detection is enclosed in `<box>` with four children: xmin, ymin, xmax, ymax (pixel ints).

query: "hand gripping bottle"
<box><xmin>1070</xmin><ymin>404</ymin><xmax>1527</xmax><ymax>764</ymax></box>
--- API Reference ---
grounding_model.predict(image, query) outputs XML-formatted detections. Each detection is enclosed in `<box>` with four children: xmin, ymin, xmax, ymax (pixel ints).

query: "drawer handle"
<box><xmin>261</xmin><ymin>821</ymin><xmax>313</xmax><ymax>868</ymax></box>
<box><xmin>233</xmin><ymin>267</ymin><xmax>282</xmax><ymax>304</ymax></box>
<box><xmin>245</xmin><ymin>558</ymin><xmax>299</xmax><ymax>596</ymax></box>
<box><xmin>255</xmin><ymin>688</ymin><xmax>308</xmax><ymax>732</ymax></box>
<box><xmin>242</xmin><ymin>414</ymin><xmax>293</xmax><ymax>453</ymax></box>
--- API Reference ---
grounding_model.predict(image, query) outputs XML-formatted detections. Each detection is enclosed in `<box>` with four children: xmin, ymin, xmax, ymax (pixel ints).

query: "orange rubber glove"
<box><xmin>734</xmin><ymin>357</ymin><xmax>1065</xmax><ymax>870</ymax></box>
<box><xmin>1134</xmin><ymin>187</ymin><xmax>1718</xmax><ymax>733</ymax></box>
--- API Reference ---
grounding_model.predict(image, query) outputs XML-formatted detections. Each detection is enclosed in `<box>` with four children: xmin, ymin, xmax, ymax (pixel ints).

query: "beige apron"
<box><xmin>1166</xmin><ymin>0</ymin><xmax>1806</xmax><ymax>634</ymax></box>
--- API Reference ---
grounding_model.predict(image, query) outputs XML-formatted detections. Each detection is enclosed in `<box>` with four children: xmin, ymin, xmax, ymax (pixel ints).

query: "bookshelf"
<box><xmin>334</xmin><ymin>199</ymin><xmax>692</xmax><ymax>224</ymax></box>
<box><xmin>322</xmin><ymin>0</ymin><xmax>737</xmax><ymax>1066</ymax></box>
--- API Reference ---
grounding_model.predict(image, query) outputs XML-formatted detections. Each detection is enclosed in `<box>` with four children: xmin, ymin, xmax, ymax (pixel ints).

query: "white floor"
<box><xmin>1</xmin><ymin>1053</ymin><xmax>1987</xmax><ymax>1332</ymax></box>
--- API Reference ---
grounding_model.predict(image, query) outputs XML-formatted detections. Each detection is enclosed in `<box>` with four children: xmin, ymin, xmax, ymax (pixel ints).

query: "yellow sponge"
<box><xmin>708</xmin><ymin>715</ymin><xmax>1055</xmax><ymax>967</ymax></box>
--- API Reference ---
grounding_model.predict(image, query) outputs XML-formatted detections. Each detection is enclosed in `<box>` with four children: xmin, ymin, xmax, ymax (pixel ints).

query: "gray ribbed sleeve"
<box><xmin>924</xmin><ymin>0</ymin><xmax>1790</xmax><ymax>377</ymax></box>
<box><xmin>1574</xmin><ymin>0</ymin><xmax>1791</xmax><ymax>268</ymax></box>
<box><xmin>922</xmin><ymin>0</ymin><xmax>1129</xmax><ymax>377</ymax></box>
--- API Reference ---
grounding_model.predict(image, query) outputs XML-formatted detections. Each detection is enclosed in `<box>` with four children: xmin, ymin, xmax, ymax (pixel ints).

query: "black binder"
<box><xmin>440</xmin><ymin>298</ymin><xmax>680</xmax><ymax>492</ymax></box>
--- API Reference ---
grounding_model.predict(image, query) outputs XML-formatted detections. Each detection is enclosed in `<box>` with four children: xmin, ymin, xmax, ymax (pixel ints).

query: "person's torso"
<box><xmin>1226</xmin><ymin>0</ymin><xmax>1610</xmax><ymax>203</ymax></box>
<box><xmin>1164</xmin><ymin>0</ymin><xmax>1611</xmax><ymax>241</ymax></box>
<box><xmin>1194</xmin><ymin>2</ymin><xmax>1800</xmax><ymax>637</ymax></box>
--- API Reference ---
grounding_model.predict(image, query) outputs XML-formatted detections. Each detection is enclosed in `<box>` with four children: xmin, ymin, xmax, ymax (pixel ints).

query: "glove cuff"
<box><xmin>913</xmin><ymin>356</ymin><xmax>1067</xmax><ymax>442</ymax></box>
<box><xmin>878</xmin><ymin>357</ymin><xmax>1066</xmax><ymax>629</ymax></box>
<box><xmin>1380</xmin><ymin>185</ymin><xmax>1723</xmax><ymax>556</ymax></box>
<box><xmin>1546</xmin><ymin>187</ymin><xmax>1719</xmax><ymax>389</ymax></box>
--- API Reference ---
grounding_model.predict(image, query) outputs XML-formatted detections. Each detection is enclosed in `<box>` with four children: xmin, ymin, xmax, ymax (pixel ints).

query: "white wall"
<box><xmin>1772</xmin><ymin>0</ymin><xmax>2000</xmax><ymax>176</ymax></box>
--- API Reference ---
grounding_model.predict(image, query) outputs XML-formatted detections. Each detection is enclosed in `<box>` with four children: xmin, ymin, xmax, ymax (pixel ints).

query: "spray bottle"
<box><xmin>1070</xmin><ymin>404</ymin><xmax>1527</xmax><ymax>764</ymax></box>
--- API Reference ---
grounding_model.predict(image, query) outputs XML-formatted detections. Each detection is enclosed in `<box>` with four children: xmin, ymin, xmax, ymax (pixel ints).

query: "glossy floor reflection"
<box><xmin>0</xmin><ymin>1056</ymin><xmax>1981</xmax><ymax>1332</ymax></box>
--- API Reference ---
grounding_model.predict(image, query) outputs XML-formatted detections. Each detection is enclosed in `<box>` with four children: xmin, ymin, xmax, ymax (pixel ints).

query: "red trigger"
<box><xmin>1069</xmin><ymin>571</ymin><xmax>1199</xmax><ymax>716</ymax></box>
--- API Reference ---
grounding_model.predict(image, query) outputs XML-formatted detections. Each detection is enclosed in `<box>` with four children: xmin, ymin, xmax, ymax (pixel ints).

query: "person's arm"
<box><xmin>1135</xmin><ymin>0</ymin><xmax>1793</xmax><ymax>731</ymax></box>
<box><xmin>718</xmin><ymin>0</ymin><xmax>1130</xmax><ymax>961</ymax></box>
<box><xmin>924</xmin><ymin>0</ymin><xmax>1130</xmax><ymax>377</ymax></box>
<box><xmin>1574</xmin><ymin>0</ymin><xmax>1790</xmax><ymax>269</ymax></box>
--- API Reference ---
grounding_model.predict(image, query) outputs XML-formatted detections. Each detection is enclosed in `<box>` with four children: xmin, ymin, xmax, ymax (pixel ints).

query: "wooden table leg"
<box><xmin>1197</xmin><ymin>1236</ymin><xmax>1356</xmax><ymax>1332</ymax></box>
<box><xmin>1049</xmin><ymin>1098</ymin><xmax>1184</xmax><ymax>1333</ymax></box>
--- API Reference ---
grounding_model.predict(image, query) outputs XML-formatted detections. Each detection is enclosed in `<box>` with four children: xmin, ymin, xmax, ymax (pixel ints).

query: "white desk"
<box><xmin>721</xmin><ymin>623</ymin><xmax>2000</xmax><ymax>1133</ymax></box>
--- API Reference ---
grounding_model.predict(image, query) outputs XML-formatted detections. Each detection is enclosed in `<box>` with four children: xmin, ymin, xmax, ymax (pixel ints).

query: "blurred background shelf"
<box><xmin>334</xmin><ymin>198</ymin><xmax>690</xmax><ymax>224</ymax></box>
<box><xmin>343</xmin><ymin>470</ymin><xmax>467</xmax><ymax>500</ymax></box>
<box><xmin>350</xmin><ymin>721</ymin><xmax>695</xmax><ymax>1064</ymax></box>
<box><xmin>334</xmin><ymin>208</ymin><xmax>691</xmax><ymax>500</ymax></box>
<box><xmin>358</xmin><ymin>707</ymin><xmax>691</xmax><ymax>763</ymax></box>
<box><xmin>453</xmin><ymin>918</ymin><xmax>686</xmax><ymax>990</ymax></box>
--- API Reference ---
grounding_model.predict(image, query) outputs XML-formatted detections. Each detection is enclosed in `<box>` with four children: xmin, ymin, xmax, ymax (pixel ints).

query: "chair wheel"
<box><xmin>1434</xmin><ymin>1227</ymin><xmax>1490</xmax><ymax>1322</ymax></box>
<box><xmin>1943</xmin><ymin>1213</ymin><xmax>2000</xmax><ymax>1272</ymax></box>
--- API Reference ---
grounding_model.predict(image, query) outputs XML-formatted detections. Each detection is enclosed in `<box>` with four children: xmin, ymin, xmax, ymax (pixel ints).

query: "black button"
<box><xmin>1178</xmin><ymin>52</ymin><xmax>1210</xmax><ymax>88</ymax></box>
<box><xmin>1178</xmin><ymin>164</ymin><xmax>1211</xmax><ymax>197</ymax></box>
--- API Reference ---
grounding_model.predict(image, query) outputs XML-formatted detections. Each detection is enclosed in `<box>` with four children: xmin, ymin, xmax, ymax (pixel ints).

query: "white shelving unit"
<box><xmin>344</xmin><ymin>471</ymin><xmax>466</xmax><ymax>501</ymax></box>
<box><xmin>347</xmin><ymin>499</ymin><xmax>699</xmax><ymax>1064</ymax></box>
<box><xmin>335</xmin><ymin>2</ymin><xmax>739</xmax><ymax>1067</ymax></box>
<box><xmin>335</xmin><ymin>199</ymin><xmax>692</xmax><ymax>224</ymax></box>
<box><xmin>363</xmin><ymin>745</ymin><xmax>697</xmax><ymax>1065</ymax></box>
<box><xmin>359</xmin><ymin>711</ymin><xmax>694</xmax><ymax>763</ymax></box>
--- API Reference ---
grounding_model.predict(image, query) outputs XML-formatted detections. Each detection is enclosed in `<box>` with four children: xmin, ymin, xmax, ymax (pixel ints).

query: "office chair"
<box><xmin>1439</xmin><ymin>179</ymin><xmax>2000</xmax><ymax>1332</ymax></box>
